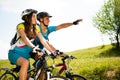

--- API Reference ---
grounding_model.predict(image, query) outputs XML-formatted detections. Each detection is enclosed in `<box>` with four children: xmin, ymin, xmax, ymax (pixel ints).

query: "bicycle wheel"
<box><xmin>70</xmin><ymin>74</ymin><xmax>87</xmax><ymax>80</ymax></box>
<box><xmin>0</xmin><ymin>72</ymin><xmax>17</xmax><ymax>80</ymax></box>
<box><xmin>50</xmin><ymin>76</ymin><xmax>68</xmax><ymax>80</ymax></box>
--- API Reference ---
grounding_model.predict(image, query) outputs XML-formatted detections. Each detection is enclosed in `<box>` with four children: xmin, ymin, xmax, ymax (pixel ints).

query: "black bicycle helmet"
<box><xmin>37</xmin><ymin>11</ymin><xmax>52</xmax><ymax>21</ymax></box>
<box><xmin>21</xmin><ymin>9</ymin><xmax>37</xmax><ymax>20</ymax></box>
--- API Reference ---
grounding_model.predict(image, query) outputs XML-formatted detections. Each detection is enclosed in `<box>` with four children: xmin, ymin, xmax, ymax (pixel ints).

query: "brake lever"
<box><xmin>70</xmin><ymin>56</ymin><xmax>77</xmax><ymax>59</ymax></box>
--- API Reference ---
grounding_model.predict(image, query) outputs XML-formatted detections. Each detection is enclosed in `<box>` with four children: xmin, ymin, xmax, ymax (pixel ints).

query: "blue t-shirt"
<box><xmin>33</xmin><ymin>25</ymin><xmax>56</xmax><ymax>49</ymax></box>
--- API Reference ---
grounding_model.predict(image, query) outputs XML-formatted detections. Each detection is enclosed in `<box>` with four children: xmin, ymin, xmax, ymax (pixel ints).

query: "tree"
<box><xmin>93</xmin><ymin>0</ymin><xmax>120</xmax><ymax>48</ymax></box>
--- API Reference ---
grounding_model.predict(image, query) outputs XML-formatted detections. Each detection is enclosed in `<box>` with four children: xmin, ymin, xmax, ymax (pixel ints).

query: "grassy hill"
<box><xmin>0</xmin><ymin>44</ymin><xmax>120</xmax><ymax>80</ymax></box>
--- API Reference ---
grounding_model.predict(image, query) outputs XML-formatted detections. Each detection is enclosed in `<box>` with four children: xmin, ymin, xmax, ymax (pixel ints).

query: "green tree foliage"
<box><xmin>93</xmin><ymin>0</ymin><xmax>120</xmax><ymax>48</ymax></box>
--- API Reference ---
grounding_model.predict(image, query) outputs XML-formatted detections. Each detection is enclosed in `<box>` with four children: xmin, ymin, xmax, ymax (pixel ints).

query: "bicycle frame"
<box><xmin>28</xmin><ymin>54</ymin><xmax>50</xmax><ymax>80</ymax></box>
<box><xmin>51</xmin><ymin>55</ymin><xmax>75</xmax><ymax>76</ymax></box>
<box><xmin>55</xmin><ymin>60</ymin><xmax>67</xmax><ymax>74</ymax></box>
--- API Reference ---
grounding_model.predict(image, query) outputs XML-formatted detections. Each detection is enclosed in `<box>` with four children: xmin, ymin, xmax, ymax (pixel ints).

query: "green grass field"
<box><xmin>0</xmin><ymin>44</ymin><xmax>120</xmax><ymax>80</ymax></box>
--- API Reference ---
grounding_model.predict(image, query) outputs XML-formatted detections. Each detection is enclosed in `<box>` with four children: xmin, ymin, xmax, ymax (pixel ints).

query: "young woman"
<box><xmin>8</xmin><ymin>9</ymin><xmax>55</xmax><ymax>80</ymax></box>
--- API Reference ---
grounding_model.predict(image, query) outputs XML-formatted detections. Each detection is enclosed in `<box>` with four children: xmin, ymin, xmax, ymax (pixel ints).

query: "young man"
<box><xmin>34</xmin><ymin>11</ymin><xmax>83</xmax><ymax>50</ymax></box>
<box><xmin>32</xmin><ymin>12</ymin><xmax>82</xmax><ymax>80</ymax></box>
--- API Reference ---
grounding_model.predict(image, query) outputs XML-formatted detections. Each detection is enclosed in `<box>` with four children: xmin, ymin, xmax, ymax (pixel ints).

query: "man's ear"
<box><xmin>40</xmin><ymin>18</ymin><xmax>43</xmax><ymax>22</ymax></box>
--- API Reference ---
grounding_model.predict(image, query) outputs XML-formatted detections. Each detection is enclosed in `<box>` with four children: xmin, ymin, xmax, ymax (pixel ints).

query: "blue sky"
<box><xmin>0</xmin><ymin>0</ymin><xmax>109</xmax><ymax>59</ymax></box>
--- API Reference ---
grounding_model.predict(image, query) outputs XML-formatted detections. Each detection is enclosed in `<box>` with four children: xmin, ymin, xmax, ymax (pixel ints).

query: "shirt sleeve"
<box><xmin>48</xmin><ymin>26</ymin><xmax>56</xmax><ymax>33</ymax></box>
<box><xmin>36</xmin><ymin>25</ymin><xmax>40</xmax><ymax>33</ymax></box>
<box><xmin>17</xmin><ymin>23</ymin><xmax>25</xmax><ymax>31</ymax></box>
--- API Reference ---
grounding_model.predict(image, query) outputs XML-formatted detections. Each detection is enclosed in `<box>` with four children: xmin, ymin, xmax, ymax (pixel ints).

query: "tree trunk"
<box><xmin>115</xmin><ymin>34</ymin><xmax>119</xmax><ymax>48</ymax></box>
<box><xmin>115</xmin><ymin>26</ymin><xmax>120</xmax><ymax>48</ymax></box>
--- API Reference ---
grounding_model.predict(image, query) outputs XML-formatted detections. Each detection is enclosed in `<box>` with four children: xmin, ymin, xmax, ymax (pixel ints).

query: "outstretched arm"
<box><xmin>56</xmin><ymin>19</ymin><xmax>83</xmax><ymax>31</ymax></box>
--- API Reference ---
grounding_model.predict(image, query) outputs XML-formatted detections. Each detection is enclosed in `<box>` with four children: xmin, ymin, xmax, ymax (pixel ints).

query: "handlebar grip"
<box><xmin>55</xmin><ymin>50</ymin><xmax>64</xmax><ymax>55</ymax></box>
<box><xmin>35</xmin><ymin>48</ymin><xmax>42</xmax><ymax>52</ymax></box>
<box><xmin>42</xmin><ymin>50</ymin><xmax>48</xmax><ymax>57</ymax></box>
<box><xmin>50</xmin><ymin>53</ymin><xmax>56</xmax><ymax>59</ymax></box>
<box><xmin>70</xmin><ymin>55</ymin><xmax>77</xmax><ymax>59</ymax></box>
<box><xmin>62</xmin><ymin>54</ymin><xmax>69</xmax><ymax>61</ymax></box>
<box><xmin>62</xmin><ymin>55</ymin><xmax>77</xmax><ymax>61</ymax></box>
<box><xmin>59</xmin><ymin>51</ymin><xmax>64</xmax><ymax>54</ymax></box>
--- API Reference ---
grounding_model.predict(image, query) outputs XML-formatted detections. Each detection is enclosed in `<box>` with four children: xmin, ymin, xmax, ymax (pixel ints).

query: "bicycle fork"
<box><xmin>46</xmin><ymin>71</ymin><xmax>52</xmax><ymax>80</ymax></box>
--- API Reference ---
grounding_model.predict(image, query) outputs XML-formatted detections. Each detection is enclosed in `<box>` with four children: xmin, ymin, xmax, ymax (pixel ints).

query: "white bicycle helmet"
<box><xmin>21</xmin><ymin>9</ymin><xmax>37</xmax><ymax>19</ymax></box>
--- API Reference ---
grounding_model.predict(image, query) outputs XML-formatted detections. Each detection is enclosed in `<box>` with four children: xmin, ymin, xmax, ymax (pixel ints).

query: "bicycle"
<box><xmin>47</xmin><ymin>54</ymin><xmax>87</xmax><ymax>80</ymax></box>
<box><xmin>0</xmin><ymin>49</ymin><xmax>68</xmax><ymax>80</ymax></box>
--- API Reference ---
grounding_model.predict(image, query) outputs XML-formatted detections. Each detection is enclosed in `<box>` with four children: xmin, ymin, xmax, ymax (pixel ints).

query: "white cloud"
<box><xmin>0</xmin><ymin>0</ymin><xmax>105</xmax><ymax>15</ymax></box>
<box><xmin>0</xmin><ymin>0</ymin><xmax>68</xmax><ymax>14</ymax></box>
<box><xmin>0</xmin><ymin>40</ymin><xmax>10</xmax><ymax>59</ymax></box>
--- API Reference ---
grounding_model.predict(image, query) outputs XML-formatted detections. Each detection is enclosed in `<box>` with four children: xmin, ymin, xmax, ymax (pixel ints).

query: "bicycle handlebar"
<box><xmin>35</xmin><ymin>49</ymin><xmax>56</xmax><ymax>60</ymax></box>
<box><xmin>35</xmin><ymin>48</ymin><xmax>42</xmax><ymax>52</ymax></box>
<box><xmin>62</xmin><ymin>54</ymin><xmax>77</xmax><ymax>61</ymax></box>
<box><xmin>35</xmin><ymin>48</ymin><xmax>77</xmax><ymax>62</ymax></box>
